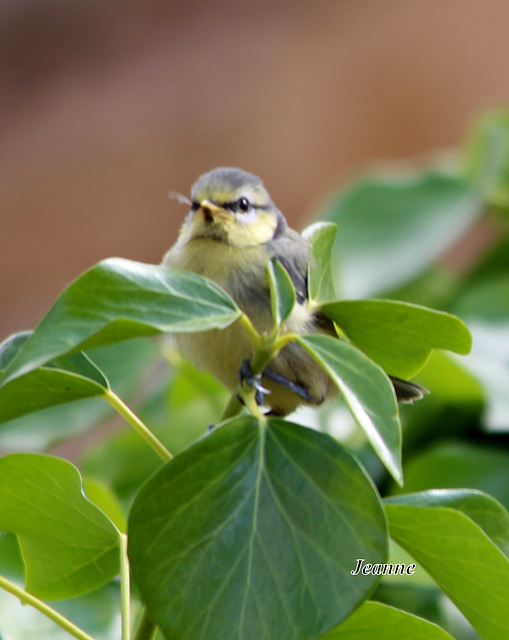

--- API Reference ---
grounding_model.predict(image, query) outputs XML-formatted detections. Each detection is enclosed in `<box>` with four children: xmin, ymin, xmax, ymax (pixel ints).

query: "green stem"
<box><xmin>134</xmin><ymin>607</ymin><xmax>158</xmax><ymax>640</ymax></box>
<box><xmin>0</xmin><ymin>574</ymin><xmax>95</xmax><ymax>640</ymax></box>
<box><xmin>104</xmin><ymin>389</ymin><xmax>173</xmax><ymax>462</ymax></box>
<box><xmin>119</xmin><ymin>533</ymin><xmax>131</xmax><ymax>640</ymax></box>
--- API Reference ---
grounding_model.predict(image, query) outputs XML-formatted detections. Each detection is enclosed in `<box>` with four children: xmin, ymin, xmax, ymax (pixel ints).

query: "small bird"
<box><xmin>163</xmin><ymin>167</ymin><xmax>426</xmax><ymax>416</ymax></box>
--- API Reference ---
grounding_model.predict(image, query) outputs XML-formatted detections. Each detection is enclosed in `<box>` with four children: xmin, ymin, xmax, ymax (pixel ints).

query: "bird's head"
<box><xmin>177</xmin><ymin>168</ymin><xmax>286</xmax><ymax>248</ymax></box>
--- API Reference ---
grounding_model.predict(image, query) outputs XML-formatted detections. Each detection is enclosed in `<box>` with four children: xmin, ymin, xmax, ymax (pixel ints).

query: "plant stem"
<box><xmin>0</xmin><ymin>574</ymin><xmax>95</xmax><ymax>640</ymax></box>
<box><xmin>104</xmin><ymin>389</ymin><xmax>173</xmax><ymax>462</ymax></box>
<box><xmin>119</xmin><ymin>533</ymin><xmax>131</xmax><ymax>640</ymax></box>
<box><xmin>134</xmin><ymin>607</ymin><xmax>158</xmax><ymax>640</ymax></box>
<box><xmin>238</xmin><ymin>313</ymin><xmax>261</xmax><ymax>348</ymax></box>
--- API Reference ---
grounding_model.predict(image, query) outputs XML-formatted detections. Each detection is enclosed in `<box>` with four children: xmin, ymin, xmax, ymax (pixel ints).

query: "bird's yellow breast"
<box><xmin>164</xmin><ymin>238</ymin><xmax>269</xmax><ymax>305</ymax></box>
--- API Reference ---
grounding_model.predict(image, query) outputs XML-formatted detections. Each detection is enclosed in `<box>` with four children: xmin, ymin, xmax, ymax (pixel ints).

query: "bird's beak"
<box><xmin>199</xmin><ymin>199</ymin><xmax>232</xmax><ymax>222</ymax></box>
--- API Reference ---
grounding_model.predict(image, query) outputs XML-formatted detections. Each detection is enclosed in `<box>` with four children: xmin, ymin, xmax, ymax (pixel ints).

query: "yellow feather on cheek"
<box><xmin>225</xmin><ymin>210</ymin><xmax>277</xmax><ymax>247</ymax></box>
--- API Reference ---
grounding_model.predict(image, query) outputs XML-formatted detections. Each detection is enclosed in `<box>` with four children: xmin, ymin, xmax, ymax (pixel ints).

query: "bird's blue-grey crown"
<box><xmin>191</xmin><ymin>167</ymin><xmax>265</xmax><ymax>200</ymax></box>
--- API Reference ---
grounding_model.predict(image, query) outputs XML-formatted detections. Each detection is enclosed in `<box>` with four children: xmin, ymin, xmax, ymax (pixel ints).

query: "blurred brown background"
<box><xmin>1</xmin><ymin>0</ymin><xmax>508</xmax><ymax>340</ymax></box>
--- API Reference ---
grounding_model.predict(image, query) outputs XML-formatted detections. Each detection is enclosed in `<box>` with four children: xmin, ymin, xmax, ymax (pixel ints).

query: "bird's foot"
<box><xmin>263</xmin><ymin>368</ymin><xmax>311</xmax><ymax>401</ymax></box>
<box><xmin>238</xmin><ymin>359</ymin><xmax>271</xmax><ymax>406</ymax></box>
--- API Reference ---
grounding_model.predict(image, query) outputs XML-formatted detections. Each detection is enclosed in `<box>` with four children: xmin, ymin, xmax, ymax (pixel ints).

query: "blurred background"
<box><xmin>2</xmin><ymin>0</ymin><xmax>509</xmax><ymax>340</ymax></box>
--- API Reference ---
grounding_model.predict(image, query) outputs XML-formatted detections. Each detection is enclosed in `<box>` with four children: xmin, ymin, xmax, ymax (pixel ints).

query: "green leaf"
<box><xmin>454</xmin><ymin>275</ymin><xmax>509</xmax><ymax>430</ymax></box>
<box><xmin>322</xmin><ymin>600</ymin><xmax>455</xmax><ymax>639</ymax></box>
<box><xmin>321</xmin><ymin>172</ymin><xmax>482</xmax><ymax>297</ymax></box>
<box><xmin>0</xmin><ymin>368</ymin><xmax>107</xmax><ymax>425</ymax></box>
<box><xmin>389</xmin><ymin>441</ymin><xmax>509</xmax><ymax>512</ymax></box>
<box><xmin>297</xmin><ymin>334</ymin><xmax>402</xmax><ymax>484</ymax></box>
<box><xmin>415</xmin><ymin>351</ymin><xmax>483</xmax><ymax>405</ymax></box>
<box><xmin>0</xmin><ymin>339</ymin><xmax>157</xmax><ymax>452</ymax></box>
<box><xmin>129</xmin><ymin>415</ymin><xmax>387</xmax><ymax>640</ymax></box>
<box><xmin>267</xmin><ymin>259</ymin><xmax>296</xmax><ymax>325</ymax></box>
<box><xmin>0</xmin><ymin>258</ymin><xmax>241</xmax><ymax>386</ymax></box>
<box><xmin>0</xmin><ymin>453</ymin><xmax>120</xmax><ymax>600</ymax></box>
<box><xmin>462</xmin><ymin>108</ymin><xmax>509</xmax><ymax>210</ymax></box>
<box><xmin>82</xmin><ymin>477</ymin><xmax>127</xmax><ymax>533</ymax></box>
<box><xmin>320</xmin><ymin>299</ymin><xmax>472</xmax><ymax>379</ymax></box>
<box><xmin>0</xmin><ymin>332</ymin><xmax>109</xmax><ymax>425</ymax></box>
<box><xmin>385</xmin><ymin>489</ymin><xmax>509</xmax><ymax>640</ymax></box>
<box><xmin>302</xmin><ymin>221</ymin><xmax>337</xmax><ymax>302</ymax></box>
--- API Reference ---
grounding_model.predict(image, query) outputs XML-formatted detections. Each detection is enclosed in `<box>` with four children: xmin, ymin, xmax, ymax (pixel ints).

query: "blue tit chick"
<box><xmin>163</xmin><ymin>167</ymin><xmax>426</xmax><ymax>416</ymax></box>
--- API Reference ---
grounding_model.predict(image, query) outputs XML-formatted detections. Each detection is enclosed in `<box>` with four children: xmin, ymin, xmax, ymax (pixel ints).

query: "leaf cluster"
<box><xmin>0</xmin><ymin>109</ymin><xmax>508</xmax><ymax>640</ymax></box>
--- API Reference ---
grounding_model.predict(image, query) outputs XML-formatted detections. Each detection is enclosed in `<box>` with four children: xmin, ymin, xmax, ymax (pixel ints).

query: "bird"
<box><xmin>163</xmin><ymin>167</ymin><xmax>426</xmax><ymax>417</ymax></box>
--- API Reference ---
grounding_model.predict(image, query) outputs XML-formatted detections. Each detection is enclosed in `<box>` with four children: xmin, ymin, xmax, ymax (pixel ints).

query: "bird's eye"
<box><xmin>237</xmin><ymin>197</ymin><xmax>250</xmax><ymax>213</ymax></box>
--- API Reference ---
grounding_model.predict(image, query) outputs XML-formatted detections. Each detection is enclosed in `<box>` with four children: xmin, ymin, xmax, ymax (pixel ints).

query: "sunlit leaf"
<box><xmin>0</xmin><ymin>258</ymin><xmax>240</xmax><ymax>386</ymax></box>
<box><xmin>0</xmin><ymin>454</ymin><xmax>120</xmax><ymax>600</ymax></box>
<box><xmin>385</xmin><ymin>490</ymin><xmax>509</xmax><ymax>640</ymax></box>
<box><xmin>322</xmin><ymin>600</ymin><xmax>455</xmax><ymax>639</ymax></box>
<box><xmin>297</xmin><ymin>334</ymin><xmax>402</xmax><ymax>484</ymax></box>
<box><xmin>302</xmin><ymin>221</ymin><xmax>337</xmax><ymax>302</ymax></box>
<box><xmin>321</xmin><ymin>299</ymin><xmax>472</xmax><ymax>379</ymax></box>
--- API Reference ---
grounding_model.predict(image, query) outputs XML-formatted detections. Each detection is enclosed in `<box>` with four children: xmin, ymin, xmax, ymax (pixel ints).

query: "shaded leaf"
<box><xmin>0</xmin><ymin>368</ymin><xmax>106</xmax><ymax>425</ymax></box>
<box><xmin>0</xmin><ymin>339</ymin><xmax>157</xmax><ymax>452</ymax></box>
<box><xmin>322</xmin><ymin>600</ymin><xmax>455</xmax><ymax>639</ymax></box>
<box><xmin>267</xmin><ymin>259</ymin><xmax>296</xmax><ymax>325</ymax></box>
<box><xmin>0</xmin><ymin>454</ymin><xmax>120</xmax><ymax>600</ymax></box>
<box><xmin>0</xmin><ymin>258</ymin><xmax>241</xmax><ymax>386</ymax></box>
<box><xmin>389</xmin><ymin>441</ymin><xmax>509</xmax><ymax>512</ymax></box>
<box><xmin>302</xmin><ymin>221</ymin><xmax>337</xmax><ymax>302</ymax></box>
<box><xmin>320</xmin><ymin>299</ymin><xmax>472</xmax><ymax>379</ymax></box>
<box><xmin>320</xmin><ymin>171</ymin><xmax>482</xmax><ymax>297</ymax></box>
<box><xmin>297</xmin><ymin>334</ymin><xmax>402</xmax><ymax>484</ymax></box>
<box><xmin>454</xmin><ymin>275</ymin><xmax>509</xmax><ymax>431</ymax></box>
<box><xmin>385</xmin><ymin>489</ymin><xmax>509</xmax><ymax>640</ymax></box>
<box><xmin>129</xmin><ymin>415</ymin><xmax>387</xmax><ymax>640</ymax></box>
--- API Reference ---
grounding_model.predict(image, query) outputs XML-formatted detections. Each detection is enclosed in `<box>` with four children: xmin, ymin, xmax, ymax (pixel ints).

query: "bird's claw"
<box><xmin>238</xmin><ymin>359</ymin><xmax>270</xmax><ymax>406</ymax></box>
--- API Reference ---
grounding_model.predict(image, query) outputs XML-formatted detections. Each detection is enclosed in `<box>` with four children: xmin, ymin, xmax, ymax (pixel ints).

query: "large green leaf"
<box><xmin>302</xmin><ymin>221</ymin><xmax>337</xmax><ymax>302</ymax></box>
<box><xmin>0</xmin><ymin>454</ymin><xmax>120</xmax><ymax>600</ymax></box>
<box><xmin>462</xmin><ymin>108</ymin><xmax>509</xmax><ymax>210</ymax></box>
<box><xmin>320</xmin><ymin>172</ymin><xmax>482</xmax><ymax>297</ymax></box>
<box><xmin>129</xmin><ymin>415</ymin><xmax>387</xmax><ymax>640</ymax></box>
<box><xmin>322</xmin><ymin>600</ymin><xmax>455</xmax><ymax>639</ymax></box>
<box><xmin>297</xmin><ymin>334</ymin><xmax>402</xmax><ymax>484</ymax></box>
<box><xmin>385</xmin><ymin>490</ymin><xmax>509</xmax><ymax>640</ymax></box>
<box><xmin>320</xmin><ymin>300</ymin><xmax>472</xmax><ymax>379</ymax></box>
<box><xmin>0</xmin><ymin>258</ymin><xmax>241</xmax><ymax>386</ymax></box>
